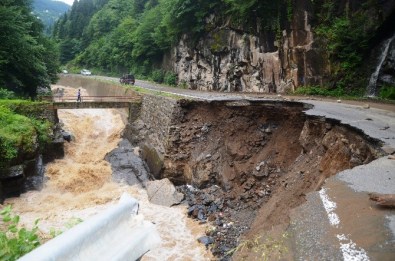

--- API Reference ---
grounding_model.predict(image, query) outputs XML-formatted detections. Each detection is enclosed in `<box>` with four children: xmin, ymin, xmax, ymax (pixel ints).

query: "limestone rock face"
<box><xmin>168</xmin><ymin>2</ymin><xmax>322</xmax><ymax>93</ymax></box>
<box><xmin>167</xmin><ymin>0</ymin><xmax>395</xmax><ymax>94</ymax></box>
<box><xmin>172</xmin><ymin>30</ymin><xmax>280</xmax><ymax>92</ymax></box>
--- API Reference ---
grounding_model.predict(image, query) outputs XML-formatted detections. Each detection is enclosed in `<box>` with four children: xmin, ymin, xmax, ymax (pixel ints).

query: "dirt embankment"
<box><xmin>149</xmin><ymin>100</ymin><xmax>383</xmax><ymax>259</ymax></box>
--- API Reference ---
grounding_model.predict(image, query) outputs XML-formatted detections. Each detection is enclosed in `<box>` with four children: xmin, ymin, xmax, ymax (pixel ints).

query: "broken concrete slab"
<box><xmin>146</xmin><ymin>178</ymin><xmax>184</xmax><ymax>207</ymax></box>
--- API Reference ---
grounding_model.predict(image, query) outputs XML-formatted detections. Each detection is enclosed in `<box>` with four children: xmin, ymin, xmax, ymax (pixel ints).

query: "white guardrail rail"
<box><xmin>18</xmin><ymin>193</ymin><xmax>161</xmax><ymax>261</ymax></box>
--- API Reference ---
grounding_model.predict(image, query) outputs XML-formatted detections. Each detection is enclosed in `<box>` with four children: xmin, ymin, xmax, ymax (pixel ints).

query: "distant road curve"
<box><xmin>91</xmin><ymin>75</ymin><xmax>253</xmax><ymax>101</ymax></box>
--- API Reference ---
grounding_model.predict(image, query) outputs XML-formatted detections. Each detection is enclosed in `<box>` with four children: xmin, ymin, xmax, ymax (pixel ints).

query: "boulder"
<box><xmin>61</xmin><ymin>131</ymin><xmax>72</xmax><ymax>142</ymax></box>
<box><xmin>105</xmin><ymin>139</ymin><xmax>150</xmax><ymax>187</ymax></box>
<box><xmin>146</xmin><ymin>178</ymin><xmax>184</xmax><ymax>207</ymax></box>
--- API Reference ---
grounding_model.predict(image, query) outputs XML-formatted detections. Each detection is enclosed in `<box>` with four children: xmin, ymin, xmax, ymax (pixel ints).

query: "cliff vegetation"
<box><xmin>0</xmin><ymin>96</ymin><xmax>53</xmax><ymax>169</ymax></box>
<box><xmin>53</xmin><ymin>0</ymin><xmax>395</xmax><ymax>97</ymax></box>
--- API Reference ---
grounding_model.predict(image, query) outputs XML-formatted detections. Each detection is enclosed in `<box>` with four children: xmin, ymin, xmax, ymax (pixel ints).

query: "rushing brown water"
<box><xmin>3</xmin><ymin>86</ymin><xmax>211</xmax><ymax>260</ymax></box>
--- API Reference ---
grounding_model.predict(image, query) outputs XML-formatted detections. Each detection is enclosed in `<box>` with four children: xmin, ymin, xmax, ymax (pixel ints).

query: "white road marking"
<box><xmin>319</xmin><ymin>188</ymin><xmax>370</xmax><ymax>261</ymax></box>
<box><xmin>337</xmin><ymin>234</ymin><xmax>370</xmax><ymax>261</ymax></box>
<box><xmin>319</xmin><ymin>188</ymin><xmax>340</xmax><ymax>227</ymax></box>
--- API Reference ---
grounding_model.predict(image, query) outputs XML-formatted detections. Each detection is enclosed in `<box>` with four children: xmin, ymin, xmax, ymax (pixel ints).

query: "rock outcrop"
<box><xmin>105</xmin><ymin>139</ymin><xmax>151</xmax><ymax>187</ymax></box>
<box><xmin>0</xmin><ymin>110</ymin><xmax>64</xmax><ymax>203</ymax></box>
<box><xmin>166</xmin><ymin>0</ymin><xmax>395</xmax><ymax>94</ymax></box>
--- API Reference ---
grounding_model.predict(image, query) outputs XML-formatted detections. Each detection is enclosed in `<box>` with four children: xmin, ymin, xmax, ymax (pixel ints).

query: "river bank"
<box><xmin>2</xmin><ymin>85</ymin><xmax>211</xmax><ymax>260</ymax></box>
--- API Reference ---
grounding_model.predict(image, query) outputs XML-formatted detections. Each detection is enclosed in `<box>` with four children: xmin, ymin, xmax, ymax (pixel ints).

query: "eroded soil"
<box><xmin>154</xmin><ymin>100</ymin><xmax>383</xmax><ymax>259</ymax></box>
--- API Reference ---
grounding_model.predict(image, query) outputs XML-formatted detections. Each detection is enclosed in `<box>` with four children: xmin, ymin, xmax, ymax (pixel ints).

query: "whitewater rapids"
<box><xmin>3</xmin><ymin>86</ymin><xmax>211</xmax><ymax>260</ymax></box>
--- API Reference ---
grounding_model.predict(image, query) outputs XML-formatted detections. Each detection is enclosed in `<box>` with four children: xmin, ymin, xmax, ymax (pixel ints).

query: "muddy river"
<box><xmin>4</xmin><ymin>86</ymin><xmax>211</xmax><ymax>260</ymax></box>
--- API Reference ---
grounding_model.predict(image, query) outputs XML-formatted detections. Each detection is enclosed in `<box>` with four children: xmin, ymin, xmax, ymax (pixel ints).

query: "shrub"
<box><xmin>49</xmin><ymin>217</ymin><xmax>83</xmax><ymax>238</ymax></box>
<box><xmin>32</xmin><ymin>119</ymin><xmax>52</xmax><ymax>145</ymax></box>
<box><xmin>0</xmin><ymin>101</ymin><xmax>53</xmax><ymax>162</ymax></box>
<box><xmin>0</xmin><ymin>100</ymin><xmax>48</xmax><ymax>117</ymax></box>
<box><xmin>379</xmin><ymin>86</ymin><xmax>395</xmax><ymax>100</ymax></box>
<box><xmin>0</xmin><ymin>205</ymin><xmax>41</xmax><ymax>260</ymax></box>
<box><xmin>164</xmin><ymin>72</ymin><xmax>177</xmax><ymax>86</ymax></box>
<box><xmin>0</xmin><ymin>89</ymin><xmax>15</xmax><ymax>99</ymax></box>
<box><xmin>151</xmin><ymin>69</ymin><xmax>165</xmax><ymax>83</ymax></box>
<box><xmin>0</xmin><ymin>106</ymin><xmax>37</xmax><ymax>160</ymax></box>
<box><xmin>178</xmin><ymin>80</ymin><xmax>188</xmax><ymax>89</ymax></box>
<box><xmin>295</xmin><ymin>85</ymin><xmax>344</xmax><ymax>97</ymax></box>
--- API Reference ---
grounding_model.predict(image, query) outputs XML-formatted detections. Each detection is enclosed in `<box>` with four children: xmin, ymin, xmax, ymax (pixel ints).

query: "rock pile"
<box><xmin>178</xmin><ymin>185</ymin><xmax>251</xmax><ymax>260</ymax></box>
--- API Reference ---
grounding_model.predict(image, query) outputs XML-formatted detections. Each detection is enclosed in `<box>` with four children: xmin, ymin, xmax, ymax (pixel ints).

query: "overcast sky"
<box><xmin>55</xmin><ymin>0</ymin><xmax>73</xmax><ymax>6</ymax></box>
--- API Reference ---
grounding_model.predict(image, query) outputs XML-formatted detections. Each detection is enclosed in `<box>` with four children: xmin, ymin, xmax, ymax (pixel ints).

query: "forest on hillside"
<box><xmin>0</xmin><ymin>0</ymin><xmax>59</xmax><ymax>97</ymax></box>
<box><xmin>52</xmin><ymin>0</ymin><xmax>390</xmax><ymax>94</ymax></box>
<box><xmin>54</xmin><ymin>0</ymin><xmax>293</xmax><ymax>76</ymax></box>
<box><xmin>33</xmin><ymin>0</ymin><xmax>70</xmax><ymax>34</ymax></box>
<box><xmin>1</xmin><ymin>0</ymin><xmax>393</xmax><ymax>97</ymax></box>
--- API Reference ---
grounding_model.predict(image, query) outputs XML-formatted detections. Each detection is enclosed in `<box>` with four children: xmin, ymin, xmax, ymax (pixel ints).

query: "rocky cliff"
<box><xmin>166</xmin><ymin>0</ymin><xmax>395</xmax><ymax>94</ymax></box>
<box><xmin>0</xmin><ymin>108</ymin><xmax>64</xmax><ymax>203</ymax></box>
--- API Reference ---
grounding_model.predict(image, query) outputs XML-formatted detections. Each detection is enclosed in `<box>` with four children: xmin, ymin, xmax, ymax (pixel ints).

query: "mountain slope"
<box><xmin>33</xmin><ymin>0</ymin><xmax>70</xmax><ymax>33</ymax></box>
<box><xmin>52</xmin><ymin>0</ymin><xmax>395</xmax><ymax>96</ymax></box>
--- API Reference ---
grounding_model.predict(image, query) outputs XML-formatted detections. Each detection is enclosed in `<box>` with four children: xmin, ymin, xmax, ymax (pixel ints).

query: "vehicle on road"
<box><xmin>81</xmin><ymin>69</ymin><xmax>92</xmax><ymax>76</ymax></box>
<box><xmin>120</xmin><ymin>74</ymin><xmax>135</xmax><ymax>85</ymax></box>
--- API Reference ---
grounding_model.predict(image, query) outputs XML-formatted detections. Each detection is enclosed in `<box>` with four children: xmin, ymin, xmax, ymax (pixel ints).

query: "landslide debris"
<box><xmin>158</xmin><ymin>101</ymin><xmax>382</xmax><ymax>259</ymax></box>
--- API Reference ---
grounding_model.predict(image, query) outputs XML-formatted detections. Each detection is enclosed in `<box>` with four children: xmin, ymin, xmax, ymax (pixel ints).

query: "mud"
<box><xmin>1</xmin><ymin>82</ymin><xmax>386</xmax><ymax>260</ymax></box>
<box><xmin>2</xmin><ymin>86</ymin><xmax>212</xmax><ymax>260</ymax></box>
<box><xmin>153</xmin><ymin>100</ymin><xmax>383</xmax><ymax>259</ymax></box>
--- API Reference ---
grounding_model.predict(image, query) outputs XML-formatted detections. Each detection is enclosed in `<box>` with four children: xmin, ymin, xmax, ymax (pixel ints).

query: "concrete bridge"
<box><xmin>43</xmin><ymin>95</ymin><xmax>141</xmax><ymax>109</ymax></box>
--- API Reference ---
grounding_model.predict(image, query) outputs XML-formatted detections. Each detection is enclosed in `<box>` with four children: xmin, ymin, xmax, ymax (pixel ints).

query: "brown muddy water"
<box><xmin>3</xmin><ymin>86</ymin><xmax>211</xmax><ymax>260</ymax></box>
<box><xmin>3</xmin><ymin>83</ymin><xmax>389</xmax><ymax>261</ymax></box>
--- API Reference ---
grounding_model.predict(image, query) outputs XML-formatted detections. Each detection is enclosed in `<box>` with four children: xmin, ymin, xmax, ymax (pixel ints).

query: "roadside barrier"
<box><xmin>18</xmin><ymin>193</ymin><xmax>161</xmax><ymax>261</ymax></box>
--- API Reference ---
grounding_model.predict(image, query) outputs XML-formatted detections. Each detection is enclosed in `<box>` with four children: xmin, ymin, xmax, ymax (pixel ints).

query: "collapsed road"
<box><xmin>33</xmin><ymin>75</ymin><xmax>395</xmax><ymax>259</ymax></box>
<box><xmin>110</xmin><ymin>75</ymin><xmax>394</xmax><ymax>260</ymax></box>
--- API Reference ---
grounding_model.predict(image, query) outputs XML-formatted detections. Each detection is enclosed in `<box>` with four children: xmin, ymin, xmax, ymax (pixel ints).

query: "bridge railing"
<box><xmin>41</xmin><ymin>95</ymin><xmax>141</xmax><ymax>103</ymax></box>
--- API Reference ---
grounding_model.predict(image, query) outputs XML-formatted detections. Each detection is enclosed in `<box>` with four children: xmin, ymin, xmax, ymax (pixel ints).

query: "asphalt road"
<box><xmin>94</xmin><ymin>75</ymin><xmax>395</xmax><ymax>260</ymax></box>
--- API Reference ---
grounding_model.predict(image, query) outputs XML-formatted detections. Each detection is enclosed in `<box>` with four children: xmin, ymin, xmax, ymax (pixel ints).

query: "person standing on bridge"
<box><xmin>77</xmin><ymin>89</ymin><xmax>81</xmax><ymax>102</ymax></box>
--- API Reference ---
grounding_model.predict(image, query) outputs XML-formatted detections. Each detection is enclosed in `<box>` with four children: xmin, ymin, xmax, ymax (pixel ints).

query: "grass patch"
<box><xmin>226</xmin><ymin>234</ymin><xmax>288</xmax><ymax>260</ymax></box>
<box><xmin>0</xmin><ymin>100</ymin><xmax>50</xmax><ymax>118</ymax></box>
<box><xmin>122</xmin><ymin>85</ymin><xmax>185</xmax><ymax>99</ymax></box>
<box><xmin>0</xmin><ymin>100</ymin><xmax>53</xmax><ymax>163</ymax></box>
<box><xmin>294</xmin><ymin>86</ymin><xmax>344</xmax><ymax>97</ymax></box>
<box><xmin>294</xmin><ymin>85</ymin><xmax>395</xmax><ymax>103</ymax></box>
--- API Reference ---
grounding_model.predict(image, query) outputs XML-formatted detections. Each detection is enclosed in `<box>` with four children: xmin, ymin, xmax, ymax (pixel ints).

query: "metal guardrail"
<box><xmin>18</xmin><ymin>194</ymin><xmax>161</xmax><ymax>261</ymax></box>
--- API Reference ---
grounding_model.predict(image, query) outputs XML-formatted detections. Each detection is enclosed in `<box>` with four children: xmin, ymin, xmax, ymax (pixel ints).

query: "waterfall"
<box><xmin>366</xmin><ymin>33</ymin><xmax>395</xmax><ymax>97</ymax></box>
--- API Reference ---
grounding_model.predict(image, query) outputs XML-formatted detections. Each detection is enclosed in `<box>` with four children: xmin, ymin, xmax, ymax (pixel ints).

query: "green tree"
<box><xmin>132</xmin><ymin>5</ymin><xmax>163</xmax><ymax>60</ymax></box>
<box><xmin>159</xmin><ymin>0</ymin><xmax>225</xmax><ymax>42</ymax></box>
<box><xmin>0</xmin><ymin>0</ymin><xmax>59</xmax><ymax>97</ymax></box>
<box><xmin>223</xmin><ymin>0</ymin><xmax>285</xmax><ymax>32</ymax></box>
<box><xmin>52</xmin><ymin>0</ymin><xmax>109</xmax><ymax>63</ymax></box>
<box><xmin>314</xmin><ymin>0</ymin><xmax>380</xmax><ymax>91</ymax></box>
